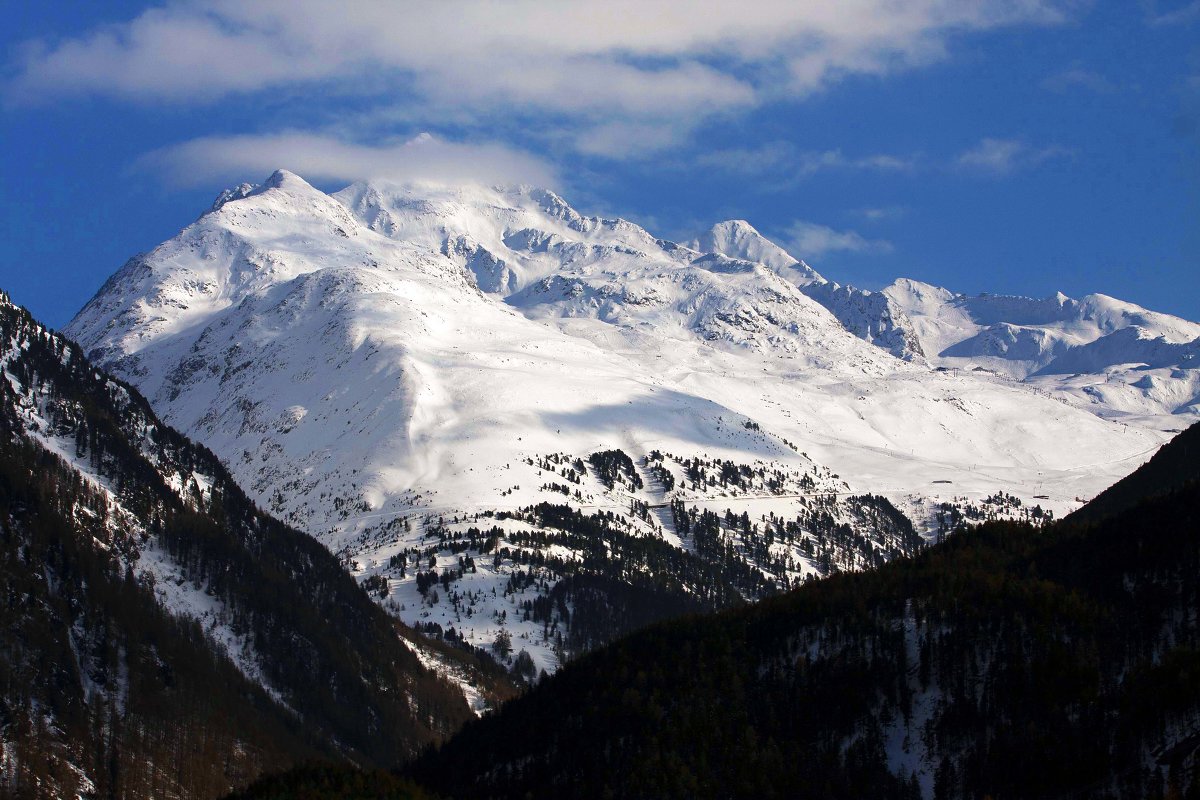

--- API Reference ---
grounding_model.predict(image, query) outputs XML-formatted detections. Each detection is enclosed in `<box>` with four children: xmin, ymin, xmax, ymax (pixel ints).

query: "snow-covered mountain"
<box><xmin>689</xmin><ymin>219</ymin><xmax>820</xmax><ymax>275</ymax></box>
<box><xmin>690</xmin><ymin>220</ymin><xmax>924</xmax><ymax>360</ymax></box>
<box><xmin>884</xmin><ymin>278</ymin><xmax>1200</xmax><ymax>426</ymax></box>
<box><xmin>65</xmin><ymin>170</ymin><xmax>1176</xmax><ymax>673</ymax></box>
<box><xmin>690</xmin><ymin>220</ymin><xmax>1200</xmax><ymax>412</ymax></box>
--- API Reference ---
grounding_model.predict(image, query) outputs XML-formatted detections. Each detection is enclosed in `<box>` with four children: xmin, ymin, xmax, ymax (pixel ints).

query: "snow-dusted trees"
<box><xmin>492</xmin><ymin>628</ymin><xmax>513</xmax><ymax>659</ymax></box>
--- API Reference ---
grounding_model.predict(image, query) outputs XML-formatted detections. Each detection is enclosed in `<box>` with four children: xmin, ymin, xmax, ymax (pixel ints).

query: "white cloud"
<box><xmin>1041</xmin><ymin>67</ymin><xmax>1115</xmax><ymax>93</ymax></box>
<box><xmin>854</xmin><ymin>206</ymin><xmax>908</xmax><ymax>222</ymax></box>
<box><xmin>782</xmin><ymin>221</ymin><xmax>893</xmax><ymax>258</ymax></box>
<box><xmin>697</xmin><ymin>143</ymin><xmax>917</xmax><ymax>179</ymax></box>
<box><xmin>955</xmin><ymin>137</ymin><xmax>1072</xmax><ymax>174</ymax></box>
<box><xmin>7</xmin><ymin>0</ymin><xmax>1068</xmax><ymax>158</ymax></box>
<box><xmin>1143</xmin><ymin>1</ymin><xmax>1200</xmax><ymax>26</ymax></box>
<box><xmin>574</xmin><ymin>120</ymin><xmax>702</xmax><ymax>159</ymax></box>
<box><xmin>137</xmin><ymin>132</ymin><xmax>560</xmax><ymax>189</ymax></box>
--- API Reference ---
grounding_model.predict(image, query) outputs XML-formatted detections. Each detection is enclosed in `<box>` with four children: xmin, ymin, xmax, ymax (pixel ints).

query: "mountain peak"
<box><xmin>264</xmin><ymin>168</ymin><xmax>308</xmax><ymax>189</ymax></box>
<box><xmin>210</xmin><ymin>169</ymin><xmax>322</xmax><ymax>213</ymax></box>
<box><xmin>690</xmin><ymin>220</ymin><xmax>822</xmax><ymax>283</ymax></box>
<box><xmin>712</xmin><ymin>219</ymin><xmax>760</xmax><ymax>236</ymax></box>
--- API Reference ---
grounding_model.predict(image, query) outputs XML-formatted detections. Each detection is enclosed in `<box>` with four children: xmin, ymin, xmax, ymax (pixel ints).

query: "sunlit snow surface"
<box><xmin>65</xmin><ymin>171</ymin><xmax>1191</xmax><ymax>687</ymax></box>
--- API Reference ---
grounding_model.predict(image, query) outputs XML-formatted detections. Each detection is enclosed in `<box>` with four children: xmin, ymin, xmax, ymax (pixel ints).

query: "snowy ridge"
<box><xmin>885</xmin><ymin>278</ymin><xmax>1200</xmax><ymax>426</ymax></box>
<box><xmin>688</xmin><ymin>219</ymin><xmax>820</xmax><ymax>277</ymax></box>
<box><xmin>695</xmin><ymin>222</ymin><xmax>1200</xmax><ymax>406</ymax></box>
<box><xmin>65</xmin><ymin>171</ymin><xmax>1172</xmax><ymax>671</ymax></box>
<box><xmin>691</xmin><ymin>220</ymin><xmax>924</xmax><ymax>360</ymax></box>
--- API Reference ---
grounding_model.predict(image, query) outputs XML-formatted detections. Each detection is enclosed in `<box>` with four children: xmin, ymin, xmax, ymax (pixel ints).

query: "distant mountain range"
<box><xmin>696</xmin><ymin>217</ymin><xmax>1200</xmax><ymax>419</ymax></box>
<box><xmin>60</xmin><ymin>170</ymin><xmax>1195</xmax><ymax>680</ymax></box>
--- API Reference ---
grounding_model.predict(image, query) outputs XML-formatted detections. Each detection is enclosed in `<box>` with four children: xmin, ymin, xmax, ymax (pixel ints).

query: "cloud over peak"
<box><xmin>783</xmin><ymin>220</ymin><xmax>893</xmax><ymax>258</ymax></box>
<box><xmin>138</xmin><ymin>132</ymin><xmax>560</xmax><ymax>190</ymax></box>
<box><xmin>9</xmin><ymin>0</ymin><xmax>1068</xmax><ymax>158</ymax></box>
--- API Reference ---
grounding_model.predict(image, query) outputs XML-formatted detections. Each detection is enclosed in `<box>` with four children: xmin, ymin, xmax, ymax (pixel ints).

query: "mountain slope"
<box><xmin>885</xmin><ymin>278</ymin><xmax>1200</xmax><ymax>426</ymax></box>
<box><xmin>411</xmin><ymin>422</ymin><xmax>1200</xmax><ymax>799</ymax></box>
<box><xmin>690</xmin><ymin>220</ymin><xmax>924</xmax><ymax>360</ymax></box>
<box><xmin>692</xmin><ymin>223</ymin><xmax>1200</xmax><ymax>416</ymax></box>
<box><xmin>223</xmin><ymin>765</ymin><xmax>432</xmax><ymax>800</ymax></box>
<box><xmin>688</xmin><ymin>219</ymin><xmax>821</xmax><ymax>276</ymax></box>
<box><xmin>1066</xmin><ymin>420</ymin><xmax>1200</xmax><ymax>525</ymax></box>
<box><xmin>63</xmin><ymin>171</ymin><xmax>1166</xmax><ymax>672</ymax></box>
<box><xmin>0</xmin><ymin>291</ymin><xmax>472</xmax><ymax>799</ymax></box>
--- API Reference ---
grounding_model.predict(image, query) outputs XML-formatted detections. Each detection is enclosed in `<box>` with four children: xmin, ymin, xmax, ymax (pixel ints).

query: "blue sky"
<box><xmin>2</xmin><ymin>1</ymin><xmax>1198</xmax><ymax>329</ymax></box>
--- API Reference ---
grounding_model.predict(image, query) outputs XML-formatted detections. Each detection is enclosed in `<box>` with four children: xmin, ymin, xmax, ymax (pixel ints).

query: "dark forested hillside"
<box><xmin>0</xmin><ymin>292</ymin><xmax>472</xmax><ymax>799</ymax></box>
<box><xmin>223</xmin><ymin>764</ymin><xmax>433</xmax><ymax>800</ymax></box>
<box><xmin>1066</xmin><ymin>422</ymin><xmax>1200</xmax><ymax>524</ymax></box>
<box><xmin>408</xmin><ymin>424</ymin><xmax>1200</xmax><ymax>799</ymax></box>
